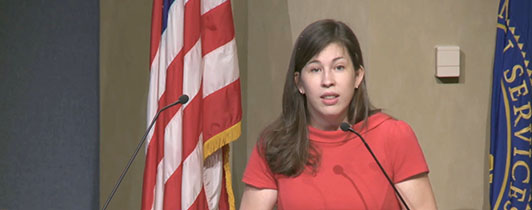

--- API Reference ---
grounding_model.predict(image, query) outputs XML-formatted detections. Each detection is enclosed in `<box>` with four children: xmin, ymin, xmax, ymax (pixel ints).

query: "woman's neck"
<box><xmin>309</xmin><ymin>114</ymin><xmax>347</xmax><ymax>131</ymax></box>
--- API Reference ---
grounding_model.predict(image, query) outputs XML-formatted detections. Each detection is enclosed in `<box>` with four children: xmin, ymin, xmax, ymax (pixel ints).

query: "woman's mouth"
<box><xmin>321</xmin><ymin>94</ymin><xmax>339</xmax><ymax>105</ymax></box>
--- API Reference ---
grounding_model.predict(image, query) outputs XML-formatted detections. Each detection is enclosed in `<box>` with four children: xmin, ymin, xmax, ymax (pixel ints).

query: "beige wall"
<box><xmin>99</xmin><ymin>0</ymin><xmax>151</xmax><ymax>208</ymax></box>
<box><xmin>101</xmin><ymin>0</ymin><xmax>498</xmax><ymax>209</ymax></box>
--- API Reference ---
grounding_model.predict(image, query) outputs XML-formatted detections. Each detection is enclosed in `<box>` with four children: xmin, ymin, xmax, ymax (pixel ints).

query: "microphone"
<box><xmin>101</xmin><ymin>94</ymin><xmax>190</xmax><ymax>210</ymax></box>
<box><xmin>340</xmin><ymin>122</ymin><xmax>410</xmax><ymax>210</ymax></box>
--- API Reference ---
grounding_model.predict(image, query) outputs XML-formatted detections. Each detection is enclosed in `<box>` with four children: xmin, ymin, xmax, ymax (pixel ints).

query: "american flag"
<box><xmin>141</xmin><ymin>0</ymin><xmax>241</xmax><ymax>209</ymax></box>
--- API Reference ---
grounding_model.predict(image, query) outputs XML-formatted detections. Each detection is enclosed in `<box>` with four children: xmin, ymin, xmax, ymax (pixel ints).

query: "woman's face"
<box><xmin>295</xmin><ymin>42</ymin><xmax>364</xmax><ymax>130</ymax></box>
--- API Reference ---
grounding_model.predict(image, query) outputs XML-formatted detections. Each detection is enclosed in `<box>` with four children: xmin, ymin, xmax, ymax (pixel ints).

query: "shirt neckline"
<box><xmin>308</xmin><ymin>112</ymin><xmax>391</xmax><ymax>143</ymax></box>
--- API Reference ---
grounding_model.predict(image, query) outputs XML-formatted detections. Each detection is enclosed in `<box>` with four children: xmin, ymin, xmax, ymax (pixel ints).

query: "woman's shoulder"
<box><xmin>367</xmin><ymin>112</ymin><xmax>415</xmax><ymax>135</ymax></box>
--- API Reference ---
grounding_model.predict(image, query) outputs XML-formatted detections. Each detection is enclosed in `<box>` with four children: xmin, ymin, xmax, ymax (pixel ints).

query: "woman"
<box><xmin>240</xmin><ymin>19</ymin><xmax>437</xmax><ymax>209</ymax></box>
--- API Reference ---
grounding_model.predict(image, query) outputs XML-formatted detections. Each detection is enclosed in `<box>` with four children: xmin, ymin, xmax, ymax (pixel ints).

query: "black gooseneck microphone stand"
<box><xmin>340</xmin><ymin>122</ymin><xmax>410</xmax><ymax>210</ymax></box>
<box><xmin>101</xmin><ymin>94</ymin><xmax>189</xmax><ymax>210</ymax></box>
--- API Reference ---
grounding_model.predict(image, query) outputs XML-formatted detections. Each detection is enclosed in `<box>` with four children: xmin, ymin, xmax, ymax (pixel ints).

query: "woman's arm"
<box><xmin>239</xmin><ymin>185</ymin><xmax>277</xmax><ymax>210</ymax></box>
<box><xmin>395</xmin><ymin>173</ymin><xmax>437</xmax><ymax>210</ymax></box>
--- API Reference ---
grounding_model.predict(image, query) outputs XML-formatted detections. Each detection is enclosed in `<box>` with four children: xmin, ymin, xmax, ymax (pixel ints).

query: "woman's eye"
<box><xmin>310</xmin><ymin>68</ymin><xmax>321</xmax><ymax>72</ymax></box>
<box><xmin>335</xmin><ymin>65</ymin><xmax>345</xmax><ymax>71</ymax></box>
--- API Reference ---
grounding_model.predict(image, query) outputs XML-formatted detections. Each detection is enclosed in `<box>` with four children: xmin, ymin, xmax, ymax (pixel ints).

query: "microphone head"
<box><xmin>178</xmin><ymin>94</ymin><xmax>189</xmax><ymax>104</ymax></box>
<box><xmin>340</xmin><ymin>122</ymin><xmax>352</xmax><ymax>132</ymax></box>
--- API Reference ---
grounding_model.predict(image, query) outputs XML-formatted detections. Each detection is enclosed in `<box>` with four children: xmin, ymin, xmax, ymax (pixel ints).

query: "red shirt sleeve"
<box><xmin>242</xmin><ymin>144</ymin><xmax>278</xmax><ymax>189</ymax></box>
<box><xmin>388</xmin><ymin>120</ymin><xmax>429</xmax><ymax>183</ymax></box>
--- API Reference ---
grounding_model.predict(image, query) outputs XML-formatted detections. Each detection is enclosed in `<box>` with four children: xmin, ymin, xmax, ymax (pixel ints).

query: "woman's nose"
<box><xmin>321</xmin><ymin>69</ymin><xmax>335</xmax><ymax>88</ymax></box>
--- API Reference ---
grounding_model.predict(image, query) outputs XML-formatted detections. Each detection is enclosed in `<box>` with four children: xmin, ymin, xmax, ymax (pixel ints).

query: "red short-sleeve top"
<box><xmin>242</xmin><ymin>113</ymin><xmax>429</xmax><ymax>209</ymax></box>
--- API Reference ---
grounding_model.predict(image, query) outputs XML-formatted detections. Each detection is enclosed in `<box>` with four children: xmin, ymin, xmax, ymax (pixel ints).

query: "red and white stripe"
<box><xmin>142</xmin><ymin>0</ymin><xmax>241</xmax><ymax>209</ymax></box>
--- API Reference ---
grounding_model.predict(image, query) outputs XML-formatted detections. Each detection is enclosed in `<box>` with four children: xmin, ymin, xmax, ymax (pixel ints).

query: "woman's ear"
<box><xmin>294</xmin><ymin>72</ymin><xmax>304</xmax><ymax>94</ymax></box>
<box><xmin>354</xmin><ymin>66</ymin><xmax>365</xmax><ymax>89</ymax></box>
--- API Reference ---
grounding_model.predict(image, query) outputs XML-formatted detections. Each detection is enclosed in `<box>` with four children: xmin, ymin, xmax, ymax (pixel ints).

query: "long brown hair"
<box><xmin>259</xmin><ymin>19</ymin><xmax>375</xmax><ymax>176</ymax></box>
